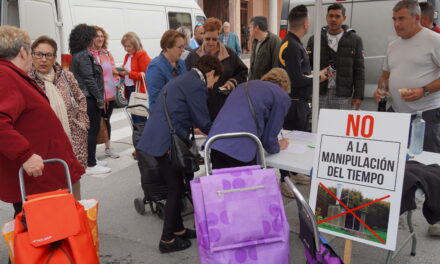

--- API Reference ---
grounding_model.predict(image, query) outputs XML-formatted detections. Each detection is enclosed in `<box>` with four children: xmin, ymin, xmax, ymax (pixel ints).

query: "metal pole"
<box><xmin>312</xmin><ymin>0</ymin><xmax>323</xmax><ymax>132</ymax></box>
<box><xmin>269</xmin><ymin>0</ymin><xmax>278</xmax><ymax>34</ymax></box>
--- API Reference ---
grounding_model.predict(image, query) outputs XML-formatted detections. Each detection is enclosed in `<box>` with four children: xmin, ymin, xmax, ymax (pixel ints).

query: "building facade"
<box><xmin>195</xmin><ymin>0</ymin><xmax>283</xmax><ymax>52</ymax></box>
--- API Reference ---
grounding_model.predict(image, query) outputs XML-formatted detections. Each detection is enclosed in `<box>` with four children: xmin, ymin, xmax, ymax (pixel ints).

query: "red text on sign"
<box><xmin>346</xmin><ymin>114</ymin><xmax>374</xmax><ymax>138</ymax></box>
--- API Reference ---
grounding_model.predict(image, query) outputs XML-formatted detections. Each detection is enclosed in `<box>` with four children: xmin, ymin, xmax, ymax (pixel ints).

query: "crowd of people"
<box><xmin>0</xmin><ymin>0</ymin><xmax>439</xmax><ymax>259</ymax></box>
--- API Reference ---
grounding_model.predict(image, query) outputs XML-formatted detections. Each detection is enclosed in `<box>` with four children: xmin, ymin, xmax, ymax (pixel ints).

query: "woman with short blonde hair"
<box><xmin>121</xmin><ymin>32</ymin><xmax>143</xmax><ymax>52</ymax></box>
<box><xmin>261</xmin><ymin>67</ymin><xmax>291</xmax><ymax>94</ymax></box>
<box><xmin>119</xmin><ymin>31</ymin><xmax>151</xmax><ymax>124</ymax></box>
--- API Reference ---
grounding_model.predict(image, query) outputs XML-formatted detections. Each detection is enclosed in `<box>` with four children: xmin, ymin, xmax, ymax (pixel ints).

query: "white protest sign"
<box><xmin>309</xmin><ymin>109</ymin><xmax>410</xmax><ymax>250</ymax></box>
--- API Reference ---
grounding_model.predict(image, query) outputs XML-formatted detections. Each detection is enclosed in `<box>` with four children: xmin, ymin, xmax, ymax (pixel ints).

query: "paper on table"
<box><xmin>284</xmin><ymin>130</ymin><xmax>316</xmax><ymax>142</ymax></box>
<box><xmin>284</xmin><ymin>143</ymin><xmax>308</xmax><ymax>154</ymax></box>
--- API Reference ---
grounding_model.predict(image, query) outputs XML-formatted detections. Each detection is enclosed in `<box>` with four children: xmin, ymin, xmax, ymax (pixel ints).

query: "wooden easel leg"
<box><xmin>343</xmin><ymin>239</ymin><xmax>352</xmax><ymax>264</ymax></box>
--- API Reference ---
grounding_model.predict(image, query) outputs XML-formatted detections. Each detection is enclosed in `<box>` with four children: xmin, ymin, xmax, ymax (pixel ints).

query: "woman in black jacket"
<box><xmin>69</xmin><ymin>24</ymin><xmax>111</xmax><ymax>175</ymax></box>
<box><xmin>185</xmin><ymin>17</ymin><xmax>248</xmax><ymax>120</ymax></box>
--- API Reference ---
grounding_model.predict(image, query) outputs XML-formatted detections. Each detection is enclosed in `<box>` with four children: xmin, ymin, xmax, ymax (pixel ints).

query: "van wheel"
<box><xmin>115</xmin><ymin>84</ymin><xmax>128</xmax><ymax>108</ymax></box>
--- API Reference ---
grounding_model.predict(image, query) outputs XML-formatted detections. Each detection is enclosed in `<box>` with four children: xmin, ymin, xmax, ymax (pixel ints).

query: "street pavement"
<box><xmin>1</xmin><ymin>94</ymin><xmax>440</xmax><ymax>263</ymax></box>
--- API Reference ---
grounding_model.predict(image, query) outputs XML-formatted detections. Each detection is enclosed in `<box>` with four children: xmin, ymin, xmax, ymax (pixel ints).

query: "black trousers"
<box><xmin>280</xmin><ymin>100</ymin><xmax>310</xmax><ymax>181</ymax></box>
<box><xmin>211</xmin><ymin>149</ymin><xmax>257</xmax><ymax>169</ymax></box>
<box><xmin>102</xmin><ymin>100</ymin><xmax>115</xmax><ymax>140</ymax></box>
<box><xmin>87</xmin><ymin>97</ymin><xmax>101</xmax><ymax>167</ymax></box>
<box><xmin>157</xmin><ymin>154</ymin><xmax>185</xmax><ymax>241</ymax></box>
<box><xmin>13</xmin><ymin>202</ymin><xmax>22</xmax><ymax>217</ymax></box>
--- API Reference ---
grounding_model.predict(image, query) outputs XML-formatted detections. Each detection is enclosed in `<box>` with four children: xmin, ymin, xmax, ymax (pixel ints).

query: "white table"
<box><xmin>265</xmin><ymin>130</ymin><xmax>316</xmax><ymax>175</ymax></box>
<box><xmin>265</xmin><ymin>130</ymin><xmax>440</xmax><ymax>175</ymax></box>
<box><xmin>412</xmin><ymin>151</ymin><xmax>440</xmax><ymax>165</ymax></box>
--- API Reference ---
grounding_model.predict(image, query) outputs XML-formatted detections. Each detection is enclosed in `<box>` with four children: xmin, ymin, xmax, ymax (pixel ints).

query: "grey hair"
<box><xmin>176</xmin><ymin>26</ymin><xmax>191</xmax><ymax>47</ymax></box>
<box><xmin>393</xmin><ymin>0</ymin><xmax>421</xmax><ymax>16</ymax></box>
<box><xmin>223</xmin><ymin>21</ymin><xmax>230</xmax><ymax>27</ymax></box>
<box><xmin>0</xmin><ymin>26</ymin><xmax>31</xmax><ymax>59</ymax></box>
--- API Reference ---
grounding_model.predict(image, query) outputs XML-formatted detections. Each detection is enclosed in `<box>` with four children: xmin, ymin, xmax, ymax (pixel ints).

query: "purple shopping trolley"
<box><xmin>191</xmin><ymin>132</ymin><xmax>291</xmax><ymax>264</ymax></box>
<box><xmin>284</xmin><ymin>178</ymin><xmax>344</xmax><ymax>264</ymax></box>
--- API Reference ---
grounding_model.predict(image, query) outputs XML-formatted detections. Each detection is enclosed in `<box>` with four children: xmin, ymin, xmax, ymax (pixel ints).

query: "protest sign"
<box><xmin>309</xmin><ymin>109</ymin><xmax>410</xmax><ymax>250</ymax></box>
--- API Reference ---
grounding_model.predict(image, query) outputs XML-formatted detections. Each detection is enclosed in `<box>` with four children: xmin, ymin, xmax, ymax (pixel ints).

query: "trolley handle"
<box><xmin>19</xmin><ymin>159</ymin><xmax>72</xmax><ymax>203</ymax></box>
<box><xmin>204</xmin><ymin>132</ymin><xmax>267</xmax><ymax>175</ymax></box>
<box><xmin>124</xmin><ymin>104</ymin><xmax>150</xmax><ymax>127</ymax></box>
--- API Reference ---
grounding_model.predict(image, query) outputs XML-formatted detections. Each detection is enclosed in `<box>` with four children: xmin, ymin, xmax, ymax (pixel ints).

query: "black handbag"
<box><xmin>162</xmin><ymin>92</ymin><xmax>199</xmax><ymax>173</ymax></box>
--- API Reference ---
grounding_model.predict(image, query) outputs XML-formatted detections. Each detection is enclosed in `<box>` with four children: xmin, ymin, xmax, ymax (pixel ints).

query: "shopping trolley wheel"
<box><xmin>134</xmin><ymin>198</ymin><xmax>146</xmax><ymax>215</ymax></box>
<box><xmin>155</xmin><ymin>202</ymin><xmax>165</xmax><ymax>219</ymax></box>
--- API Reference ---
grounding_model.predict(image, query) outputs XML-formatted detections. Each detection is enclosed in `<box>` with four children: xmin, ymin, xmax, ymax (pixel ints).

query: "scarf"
<box><xmin>36</xmin><ymin>68</ymin><xmax>72</xmax><ymax>140</ymax></box>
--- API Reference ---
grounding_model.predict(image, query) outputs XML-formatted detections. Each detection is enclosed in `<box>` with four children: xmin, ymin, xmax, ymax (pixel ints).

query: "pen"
<box><xmin>280</xmin><ymin>131</ymin><xmax>285</xmax><ymax>138</ymax></box>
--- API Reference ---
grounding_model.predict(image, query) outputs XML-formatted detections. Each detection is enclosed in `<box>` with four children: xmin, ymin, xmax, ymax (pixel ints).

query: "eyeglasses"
<box><xmin>204</xmin><ymin>37</ymin><xmax>218</xmax><ymax>42</ymax></box>
<box><xmin>32</xmin><ymin>52</ymin><xmax>56</xmax><ymax>59</ymax></box>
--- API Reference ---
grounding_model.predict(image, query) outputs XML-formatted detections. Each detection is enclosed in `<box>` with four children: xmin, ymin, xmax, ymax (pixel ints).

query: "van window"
<box><xmin>196</xmin><ymin>15</ymin><xmax>206</xmax><ymax>25</ymax></box>
<box><xmin>168</xmin><ymin>12</ymin><xmax>192</xmax><ymax>30</ymax></box>
<box><xmin>1</xmin><ymin>0</ymin><xmax>19</xmax><ymax>27</ymax></box>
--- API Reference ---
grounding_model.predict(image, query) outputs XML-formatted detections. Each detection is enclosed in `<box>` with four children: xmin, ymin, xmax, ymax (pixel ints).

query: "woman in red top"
<box><xmin>0</xmin><ymin>26</ymin><xmax>84</xmax><ymax>216</ymax></box>
<box><xmin>119</xmin><ymin>32</ymin><xmax>151</xmax><ymax>124</ymax></box>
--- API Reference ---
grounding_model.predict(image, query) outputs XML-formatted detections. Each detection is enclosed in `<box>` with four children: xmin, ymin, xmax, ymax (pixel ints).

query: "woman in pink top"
<box><xmin>90</xmin><ymin>25</ymin><xmax>120</xmax><ymax>159</ymax></box>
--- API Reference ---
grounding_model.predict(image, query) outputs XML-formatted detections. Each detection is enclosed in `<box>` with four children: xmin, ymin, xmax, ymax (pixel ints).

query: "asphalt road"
<box><xmin>1</xmin><ymin>70</ymin><xmax>439</xmax><ymax>263</ymax></box>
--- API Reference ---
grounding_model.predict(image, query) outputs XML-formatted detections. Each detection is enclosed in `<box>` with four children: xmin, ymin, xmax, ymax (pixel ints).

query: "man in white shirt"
<box><xmin>374</xmin><ymin>0</ymin><xmax>440</xmax><ymax>236</ymax></box>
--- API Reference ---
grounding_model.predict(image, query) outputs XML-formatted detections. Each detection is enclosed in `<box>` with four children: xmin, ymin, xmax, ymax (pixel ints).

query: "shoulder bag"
<box><xmin>127</xmin><ymin>72</ymin><xmax>149</xmax><ymax>117</ymax></box>
<box><xmin>162</xmin><ymin>91</ymin><xmax>199</xmax><ymax>173</ymax></box>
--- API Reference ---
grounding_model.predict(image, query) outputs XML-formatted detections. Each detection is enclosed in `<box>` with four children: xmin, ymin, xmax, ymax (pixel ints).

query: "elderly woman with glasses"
<box><xmin>186</xmin><ymin>17</ymin><xmax>248</xmax><ymax>120</ymax></box>
<box><xmin>28</xmin><ymin>35</ymin><xmax>88</xmax><ymax>199</ymax></box>
<box><xmin>0</xmin><ymin>26</ymin><xmax>84</xmax><ymax>219</ymax></box>
<box><xmin>146</xmin><ymin>29</ymin><xmax>187</xmax><ymax>113</ymax></box>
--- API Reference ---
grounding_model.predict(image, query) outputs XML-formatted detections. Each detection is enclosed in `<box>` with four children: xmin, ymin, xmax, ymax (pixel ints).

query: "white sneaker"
<box><xmin>86</xmin><ymin>165</ymin><xmax>111</xmax><ymax>175</ymax></box>
<box><xmin>428</xmin><ymin>221</ymin><xmax>440</xmax><ymax>236</ymax></box>
<box><xmin>105</xmin><ymin>148</ymin><xmax>120</xmax><ymax>159</ymax></box>
<box><xmin>96</xmin><ymin>160</ymin><xmax>108</xmax><ymax>166</ymax></box>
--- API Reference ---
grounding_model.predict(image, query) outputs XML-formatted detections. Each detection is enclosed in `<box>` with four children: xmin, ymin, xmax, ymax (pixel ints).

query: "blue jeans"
<box><xmin>126</xmin><ymin>85</ymin><xmax>147</xmax><ymax>124</ymax></box>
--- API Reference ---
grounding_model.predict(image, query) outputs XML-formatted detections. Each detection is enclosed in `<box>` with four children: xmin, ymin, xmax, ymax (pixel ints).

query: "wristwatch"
<box><xmin>422</xmin><ymin>86</ymin><xmax>430</xmax><ymax>97</ymax></box>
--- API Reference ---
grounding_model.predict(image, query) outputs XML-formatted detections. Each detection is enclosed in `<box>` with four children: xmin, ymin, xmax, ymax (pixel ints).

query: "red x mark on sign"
<box><xmin>318</xmin><ymin>182</ymin><xmax>390</xmax><ymax>244</ymax></box>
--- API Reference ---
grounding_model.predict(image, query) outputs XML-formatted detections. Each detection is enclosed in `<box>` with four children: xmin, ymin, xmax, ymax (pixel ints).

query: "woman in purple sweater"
<box><xmin>207</xmin><ymin>68</ymin><xmax>292</xmax><ymax>168</ymax></box>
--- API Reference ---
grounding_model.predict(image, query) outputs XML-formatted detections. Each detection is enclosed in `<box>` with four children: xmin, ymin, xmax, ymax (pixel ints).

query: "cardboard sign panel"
<box><xmin>309</xmin><ymin>109</ymin><xmax>410</xmax><ymax>250</ymax></box>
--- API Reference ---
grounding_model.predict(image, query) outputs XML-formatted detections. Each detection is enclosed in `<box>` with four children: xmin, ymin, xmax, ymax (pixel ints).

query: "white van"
<box><xmin>279</xmin><ymin>0</ymin><xmax>438</xmax><ymax>98</ymax></box>
<box><xmin>1</xmin><ymin>0</ymin><xmax>205</xmax><ymax>65</ymax></box>
<box><xmin>1</xmin><ymin>0</ymin><xmax>205</xmax><ymax>105</ymax></box>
